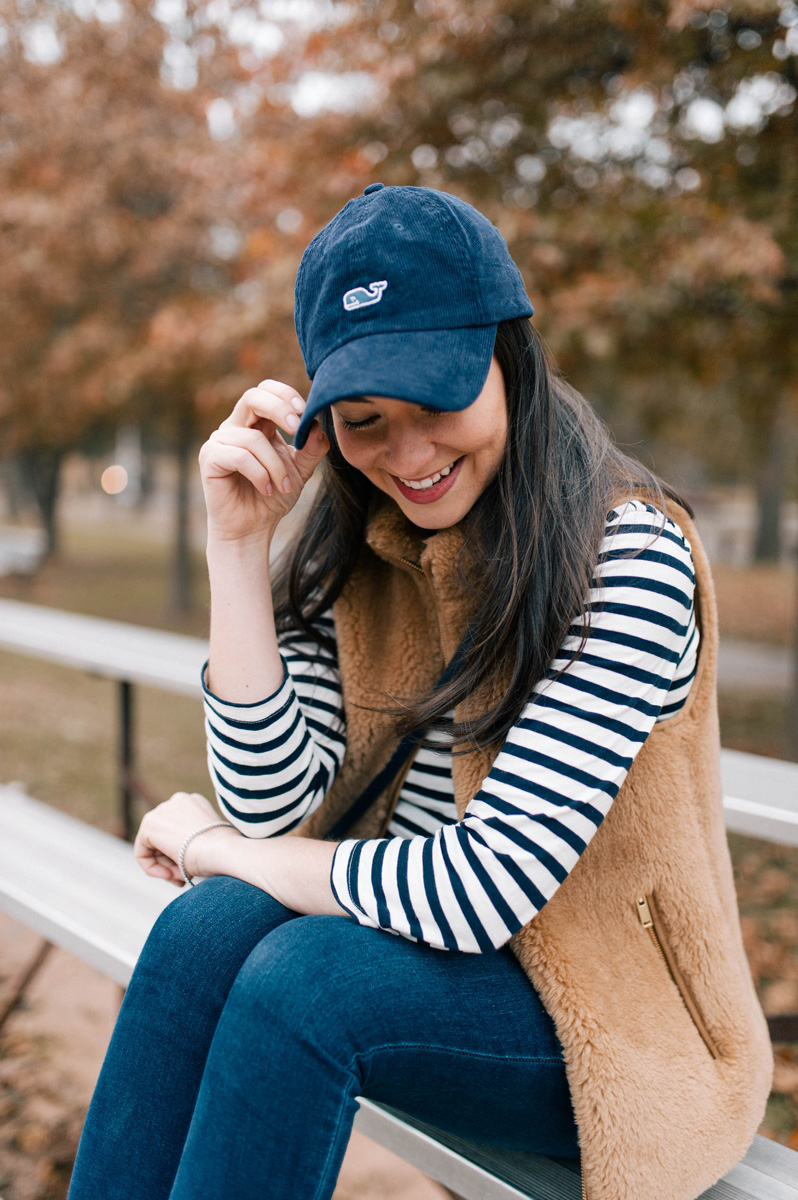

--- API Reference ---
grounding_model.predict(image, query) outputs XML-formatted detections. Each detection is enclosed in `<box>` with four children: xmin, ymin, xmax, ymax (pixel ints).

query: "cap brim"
<box><xmin>293</xmin><ymin>325</ymin><xmax>497</xmax><ymax>450</ymax></box>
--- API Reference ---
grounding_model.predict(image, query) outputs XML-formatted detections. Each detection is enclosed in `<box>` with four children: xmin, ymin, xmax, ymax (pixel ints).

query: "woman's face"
<box><xmin>330</xmin><ymin>356</ymin><xmax>508</xmax><ymax>530</ymax></box>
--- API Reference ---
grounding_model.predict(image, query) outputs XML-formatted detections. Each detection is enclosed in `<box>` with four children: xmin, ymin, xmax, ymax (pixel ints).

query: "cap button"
<box><xmin>363</xmin><ymin>182</ymin><xmax>385</xmax><ymax>195</ymax></box>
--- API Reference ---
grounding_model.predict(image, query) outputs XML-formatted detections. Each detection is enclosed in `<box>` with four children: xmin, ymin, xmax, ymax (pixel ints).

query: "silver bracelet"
<box><xmin>178</xmin><ymin>821</ymin><xmax>233</xmax><ymax>887</ymax></box>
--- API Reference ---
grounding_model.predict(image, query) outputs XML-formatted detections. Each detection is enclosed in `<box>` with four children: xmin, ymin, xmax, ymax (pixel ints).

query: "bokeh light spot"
<box><xmin>101</xmin><ymin>465</ymin><xmax>128</xmax><ymax>495</ymax></box>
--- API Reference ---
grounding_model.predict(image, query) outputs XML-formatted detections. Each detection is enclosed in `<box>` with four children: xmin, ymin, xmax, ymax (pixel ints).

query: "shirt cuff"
<box><xmin>201</xmin><ymin>658</ymin><xmax>291</xmax><ymax>720</ymax></box>
<box><xmin>330</xmin><ymin>839</ymin><xmax>379</xmax><ymax>928</ymax></box>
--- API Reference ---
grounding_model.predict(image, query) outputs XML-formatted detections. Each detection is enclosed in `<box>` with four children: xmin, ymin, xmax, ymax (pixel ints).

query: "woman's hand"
<box><xmin>134</xmin><ymin>792</ymin><xmax>240</xmax><ymax>886</ymax></box>
<box><xmin>134</xmin><ymin>793</ymin><xmax>346</xmax><ymax>916</ymax></box>
<box><xmin>199</xmin><ymin>380</ymin><xmax>329</xmax><ymax>546</ymax></box>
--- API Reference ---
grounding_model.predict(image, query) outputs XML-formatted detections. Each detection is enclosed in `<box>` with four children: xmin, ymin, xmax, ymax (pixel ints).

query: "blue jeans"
<box><xmin>68</xmin><ymin>875</ymin><xmax>579</xmax><ymax>1200</ymax></box>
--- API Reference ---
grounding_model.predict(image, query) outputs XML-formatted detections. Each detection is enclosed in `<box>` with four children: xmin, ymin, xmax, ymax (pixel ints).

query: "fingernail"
<box><xmin>282</xmin><ymin>477</ymin><xmax>292</xmax><ymax>492</ymax></box>
<box><xmin>285</xmin><ymin>412</ymin><xmax>300</xmax><ymax>431</ymax></box>
<box><xmin>292</xmin><ymin>397</ymin><xmax>306</xmax><ymax>413</ymax></box>
<box><xmin>265</xmin><ymin>481</ymin><xmax>273</xmax><ymax>495</ymax></box>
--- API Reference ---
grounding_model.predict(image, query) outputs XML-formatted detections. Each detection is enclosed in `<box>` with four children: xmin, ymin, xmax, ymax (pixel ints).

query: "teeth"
<box><xmin>399</xmin><ymin>462</ymin><xmax>454</xmax><ymax>490</ymax></box>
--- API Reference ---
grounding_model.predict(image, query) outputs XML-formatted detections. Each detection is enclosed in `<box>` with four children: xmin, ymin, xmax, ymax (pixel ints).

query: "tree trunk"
<box><xmin>789</xmin><ymin>515</ymin><xmax>798</xmax><ymax>762</ymax></box>
<box><xmin>752</xmin><ymin>400</ymin><xmax>792</xmax><ymax>564</ymax></box>
<box><xmin>19</xmin><ymin>447</ymin><xmax>63</xmax><ymax>557</ymax></box>
<box><xmin>169</xmin><ymin>406</ymin><xmax>195</xmax><ymax>615</ymax></box>
<box><xmin>2</xmin><ymin>457</ymin><xmax>31</xmax><ymax>520</ymax></box>
<box><xmin>753</xmin><ymin>393</ymin><xmax>796</xmax><ymax>566</ymax></box>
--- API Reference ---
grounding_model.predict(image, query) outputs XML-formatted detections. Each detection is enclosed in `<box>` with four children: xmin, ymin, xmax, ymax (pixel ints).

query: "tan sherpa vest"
<box><xmin>299</xmin><ymin>496</ymin><xmax>773</xmax><ymax>1200</ymax></box>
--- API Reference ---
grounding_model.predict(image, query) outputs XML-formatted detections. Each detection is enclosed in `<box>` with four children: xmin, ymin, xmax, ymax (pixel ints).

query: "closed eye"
<box><xmin>338</xmin><ymin>415</ymin><xmax>379</xmax><ymax>431</ymax></box>
<box><xmin>338</xmin><ymin>406</ymin><xmax>444</xmax><ymax>432</ymax></box>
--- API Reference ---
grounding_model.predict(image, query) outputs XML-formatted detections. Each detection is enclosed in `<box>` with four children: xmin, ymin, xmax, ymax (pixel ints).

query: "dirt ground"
<box><xmin>0</xmin><ymin>911</ymin><xmax>447</xmax><ymax>1200</ymax></box>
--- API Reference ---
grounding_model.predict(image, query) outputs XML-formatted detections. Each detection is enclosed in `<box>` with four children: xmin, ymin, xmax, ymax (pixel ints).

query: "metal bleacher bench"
<box><xmin>1</xmin><ymin>599</ymin><xmax>798</xmax><ymax>1200</ymax></box>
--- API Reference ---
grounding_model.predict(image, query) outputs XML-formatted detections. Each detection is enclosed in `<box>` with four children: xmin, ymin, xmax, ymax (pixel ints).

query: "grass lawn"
<box><xmin>0</xmin><ymin>521</ymin><xmax>797</xmax><ymax>1147</ymax></box>
<box><xmin>713</xmin><ymin>562</ymin><xmax>797</xmax><ymax>648</ymax></box>
<box><xmin>0</xmin><ymin>522</ymin><xmax>211</xmax><ymax>636</ymax></box>
<box><xmin>0</xmin><ymin>649</ymin><xmax>209</xmax><ymax>832</ymax></box>
<box><xmin>717</xmin><ymin>692</ymin><xmax>790</xmax><ymax>761</ymax></box>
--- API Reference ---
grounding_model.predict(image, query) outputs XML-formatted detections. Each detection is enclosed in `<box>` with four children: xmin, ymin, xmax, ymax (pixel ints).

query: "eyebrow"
<box><xmin>334</xmin><ymin>395</ymin><xmax>373</xmax><ymax>405</ymax></box>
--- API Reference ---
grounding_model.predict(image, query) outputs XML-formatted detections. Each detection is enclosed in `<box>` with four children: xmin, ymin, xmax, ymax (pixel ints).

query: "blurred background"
<box><xmin>0</xmin><ymin>0</ymin><xmax>797</xmax><ymax>1195</ymax></box>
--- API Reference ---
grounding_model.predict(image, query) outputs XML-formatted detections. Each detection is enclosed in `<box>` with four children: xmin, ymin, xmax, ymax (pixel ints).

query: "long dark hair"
<box><xmin>272</xmin><ymin>317</ymin><xmax>689</xmax><ymax>753</ymax></box>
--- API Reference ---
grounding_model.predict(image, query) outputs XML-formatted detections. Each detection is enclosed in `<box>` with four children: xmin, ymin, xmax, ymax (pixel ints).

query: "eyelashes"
<box><xmin>338</xmin><ymin>415</ymin><xmax>379</xmax><ymax>431</ymax></box>
<box><xmin>338</xmin><ymin>407</ymin><xmax>444</xmax><ymax>432</ymax></box>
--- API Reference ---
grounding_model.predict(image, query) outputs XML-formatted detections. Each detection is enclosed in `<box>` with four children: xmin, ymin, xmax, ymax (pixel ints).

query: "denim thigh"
<box><xmin>211</xmin><ymin>911</ymin><xmax>580</xmax><ymax>1157</ymax></box>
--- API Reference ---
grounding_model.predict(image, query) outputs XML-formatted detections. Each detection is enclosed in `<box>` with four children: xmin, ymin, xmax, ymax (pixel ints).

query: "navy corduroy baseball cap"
<box><xmin>292</xmin><ymin>183</ymin><xmax>534</xmax><ymax>450</ymax></box>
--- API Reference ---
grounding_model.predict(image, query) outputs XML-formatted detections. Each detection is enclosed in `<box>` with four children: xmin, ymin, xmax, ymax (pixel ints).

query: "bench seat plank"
<box><xmin>355</xmin><ymin>1105</ymin><xmax>798</xmax><ymax>1200</ymax></box>
<box><xmin>0</xmin><ymin>598</ymin><xmax>207</xmax><ymax>696</ymax></box>
<box><xmin>356</xmin><ymin>1103</ymin><xmax>581</xmax><ymax>1199</ymax></box>
<box><xmin>737</xmin><ymin>1135</ymin><xmax>798</xmax><ymax>1188</ymax></box>
<box><xmin>0</xmin><ymin>783</ymin><xmax>175</xmax><ymax>984</ymax></box>
<box><xmin>720</xmin><ymin>749</ymin><xmax>798</xmax><ymax>849</ymax></box>
<box><xmin>702</xmin><ymin>1161</ymin><xmax>798</xmax><ymax>1200</ymax></box>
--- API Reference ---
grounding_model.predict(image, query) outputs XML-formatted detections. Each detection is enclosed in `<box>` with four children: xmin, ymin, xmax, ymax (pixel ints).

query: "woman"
<box><xmin>68</xmin><ymin>184</ymin><xmax>771</xmax><ymax>1200</ymax></box>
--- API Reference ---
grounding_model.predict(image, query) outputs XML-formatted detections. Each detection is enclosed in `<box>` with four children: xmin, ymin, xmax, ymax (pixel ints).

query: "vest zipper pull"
<box><xmin>637</xmin><ymin>895</ymin><xmax>671</xmax><ymax>974</ymax></box>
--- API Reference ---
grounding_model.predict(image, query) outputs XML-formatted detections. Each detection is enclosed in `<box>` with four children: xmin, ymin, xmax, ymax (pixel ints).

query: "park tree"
<box><xmin>0</xmin><ymin>0</ymin><xmax>313</xmax><ymax>603</ymax></box>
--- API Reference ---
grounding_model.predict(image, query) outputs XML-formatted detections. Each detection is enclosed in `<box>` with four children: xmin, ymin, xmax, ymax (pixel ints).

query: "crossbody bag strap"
<box><xmin>325</xmin><ymin>630</ymin><xmax>472</xmax><ymax>841</ymax></box>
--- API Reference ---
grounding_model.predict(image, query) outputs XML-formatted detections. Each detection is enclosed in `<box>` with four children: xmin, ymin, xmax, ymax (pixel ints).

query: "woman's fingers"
<box><xmin>141</xmin><ymin>849</ymin><xmax>184</xmax><ymax>885</ymax></box>
<box><xmin>199</xmin><ymin>380</ymin><xmax>328</xmax><ymax>541</ymax></box>
<box><xmin>292</xmin><ymin>421</ymin><xmax>330</xmax><ymax>484</ymax></box>
<box><xmin>201</xmin><ymin>443</ymin><xmax>275</xmax><ymax>497</ymax></box>
<box><xmin>134</xmin><ymin>791</ymin><xmax>220</xmax><ymax>885</ymax></box>
<box><xmin>206</xmin><ymin>420</ymin><xmax>327</xmax><ymax>497</ymax></box>
<box><xmin>224</xmin><ymin>380</ymin><xmax>306</xmax><ymax>436</ymax></box>
<box><xmin>202</xmin><ymin>425</ymin><xmax>292</xmax><ymax>496</ymax></box>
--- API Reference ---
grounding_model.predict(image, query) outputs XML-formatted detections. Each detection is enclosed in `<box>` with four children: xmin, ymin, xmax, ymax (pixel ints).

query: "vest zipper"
<box><xmin>387</xmin><ymin>553</ymin><xmax>424</xmax><ymax>574</ymax></box>
<box><xmin>636</xmin><ymin>894</ymin><xmax>721</xmax><ymax>1059</ymax></box>
<box><xmin>637</xmin><ymin>895</ymin><xmax>670</xmax><ymax>971</ymax></box>
<box><xmin>581</xmin><ymin>1171</ymin><xmax>587</xmax><ymax>1200</ymax></box>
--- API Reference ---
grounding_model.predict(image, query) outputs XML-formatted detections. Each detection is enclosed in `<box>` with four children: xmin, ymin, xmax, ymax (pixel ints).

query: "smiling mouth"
<box><xmin>390</xmin><ymin>457</ymin><xmax>465</xmax><ymax>505</ymax></box>
<box><xmin>397</xmin><ymin>460</ymin><xmax>458</xmax><ymax>491</ymax></box>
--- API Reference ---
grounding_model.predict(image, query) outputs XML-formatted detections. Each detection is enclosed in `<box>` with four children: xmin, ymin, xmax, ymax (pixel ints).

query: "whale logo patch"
<box><xmin>343</xmin><ymin>280</ymin><xmax>388</xmax><ymax>311</ymax></box>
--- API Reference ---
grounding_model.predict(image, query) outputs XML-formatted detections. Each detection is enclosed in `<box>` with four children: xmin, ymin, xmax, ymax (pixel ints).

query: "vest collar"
<box><xmin>364</xmin><ymin>493</ymin><xmax>467</xmax><ymax>582</ymax></box>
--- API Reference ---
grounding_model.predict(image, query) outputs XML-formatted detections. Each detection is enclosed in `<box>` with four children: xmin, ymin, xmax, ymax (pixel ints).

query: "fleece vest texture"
<box><xmin>298</xmin><ymin>495</ymin><xmax>773</xmax><ymax>1200</ymax></box>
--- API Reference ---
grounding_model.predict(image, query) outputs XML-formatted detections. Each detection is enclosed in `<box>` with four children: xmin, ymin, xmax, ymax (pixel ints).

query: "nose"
<box><xmin>383</xmin><ymin>426</ymin><xmax>439</xmax><ymax>478</ymax></box>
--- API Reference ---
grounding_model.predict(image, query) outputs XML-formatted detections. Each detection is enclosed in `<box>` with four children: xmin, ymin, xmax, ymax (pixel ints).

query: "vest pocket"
<box><xmin>636</xmin><ymin>892</ymin><xmax>721</xmax><ymax>1060</ymax></box>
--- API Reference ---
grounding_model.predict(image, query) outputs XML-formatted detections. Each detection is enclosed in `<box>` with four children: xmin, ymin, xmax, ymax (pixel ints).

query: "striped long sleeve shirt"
<box><xmin>203</xmin><ymin>501</ymin><xmax>699</xmax><ymax>953</ymax></box>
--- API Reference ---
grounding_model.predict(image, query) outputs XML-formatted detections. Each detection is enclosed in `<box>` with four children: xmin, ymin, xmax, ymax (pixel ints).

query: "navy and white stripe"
<box><xmin>204</xmin><ymin>501</ymin><xmax>698</xmax><ymax>953</ymax></box>
<box><xmin>203</xmin><ymin>618</ymin><xmax>344</xmax><ymax>834</ymax></box>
